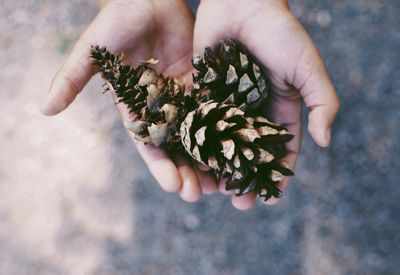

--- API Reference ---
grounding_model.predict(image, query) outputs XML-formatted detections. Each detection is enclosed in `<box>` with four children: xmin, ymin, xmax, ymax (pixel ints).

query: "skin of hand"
<box><xmin>193</xmin><ymin>0</ymin><xmax>340</xmax><ymax>210</ymax></box>
<box><xmin>41</xmin><ymin>0</ymin><xmax>340</xmax><ymax>211</ymax></box>
<box><xmin>40</xmin><ymin>0</ymin><xmax>220</xmax><ymax>203</ymax></box>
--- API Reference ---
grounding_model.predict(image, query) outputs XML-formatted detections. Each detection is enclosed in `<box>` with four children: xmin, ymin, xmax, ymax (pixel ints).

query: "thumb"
<box><xmin>40</xmin><ymin>34</ymin><xmax>94</xmax><ymax>116</ymax></box>
<box><xmin>293</xmin><ymin>44</ymin><xmax>340</xmax><ymax>147</ymax></box>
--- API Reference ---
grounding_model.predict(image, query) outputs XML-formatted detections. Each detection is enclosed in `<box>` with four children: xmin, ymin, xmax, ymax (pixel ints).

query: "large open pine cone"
<box><xmin>192</xmin><ymin>39</ymin><xmax>271</xmax><ymax>112</ymax></box>
<box><xmin>91</xmin><ymin>46</ymin><xmax>195</xmax><ymax>147</ymax></box>
<box><xmin>180</xmin><ymin>101</ymin><xmax>294</xmax><ymax>201</ymax></box>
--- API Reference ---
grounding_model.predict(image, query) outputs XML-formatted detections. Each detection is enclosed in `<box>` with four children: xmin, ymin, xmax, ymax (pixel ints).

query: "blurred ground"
<box><xmin>0</xmin><ymin>0</ymin><xmax>399</xmax><ymax>274</ymax></box>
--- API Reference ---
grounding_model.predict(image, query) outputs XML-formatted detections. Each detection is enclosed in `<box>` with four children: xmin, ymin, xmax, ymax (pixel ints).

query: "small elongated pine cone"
<box><xmin>180</xmin><ymin>101</ymin><xmax>294</xmax><ymax>201</ymax></box>
<box><xmin>192</xmin><ymin>39</ymin><xmax>271</xmax><ymax>112</ymax></box>
<box><xmin>90</xmin><ymin>46</ymin><xmax>195</xmax><ymax>147</ymax></box>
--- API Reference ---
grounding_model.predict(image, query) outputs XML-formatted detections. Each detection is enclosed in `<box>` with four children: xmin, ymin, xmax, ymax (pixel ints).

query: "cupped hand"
<box><xmin>194</xmin><ymin>0</ymin><xmax>340</xmax><ymax>210</ymax></box>
<box><xmin>40</xmin><ymin>0</ymin><xmax>219</xmax><ymax>202</ymax></box>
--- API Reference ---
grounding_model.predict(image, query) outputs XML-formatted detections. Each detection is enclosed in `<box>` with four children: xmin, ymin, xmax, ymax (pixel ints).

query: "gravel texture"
<box><xmin>0</xmin><ymin>0</ymin><xmax>399</xmax><ymax>274</ymax></box>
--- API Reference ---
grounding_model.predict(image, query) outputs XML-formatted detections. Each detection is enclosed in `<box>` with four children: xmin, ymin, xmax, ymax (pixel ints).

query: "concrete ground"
<box><xmin>0</xmin><ymin>0</ymin><xmax>399</xmax><ymax>274</ymax></box>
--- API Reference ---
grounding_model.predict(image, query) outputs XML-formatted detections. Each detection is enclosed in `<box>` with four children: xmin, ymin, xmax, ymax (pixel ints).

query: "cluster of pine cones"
<box><xmin>90</xmin><ymin>39</ymin><xmax>294</xmax><ymax>201</ymax></box>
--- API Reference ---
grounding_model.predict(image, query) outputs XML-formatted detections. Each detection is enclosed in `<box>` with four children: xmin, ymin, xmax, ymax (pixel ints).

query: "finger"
<box><xmin>231</xmin><ymin>192</ymin><xmax>256</xmax><ymax>211</ymax></box>
<box><xmin>118</xmin><ymin>102</ymin><xmax>183</xmax><ymax>193</ymax></box>
<box><xmin>218</xmin><ymin>178</ymin><xmax>235</xmax><ymax>195</ymax></box>
<box><xmin>194</xmin><ymin>167</ymin><xmax>218</xmax><ymax>195</ymax></box>
<box><xmin>174</xmin><ymin>157</ymin><xmax>202</xmax><ymax>202</ymax></box>
<box><xmin>40</xmin><ymin>33</ymin><xmax>94</xmax><ymax>116</ymax></box>
<box><xmin>135</xmin><ymin>141</ymin><xmax>183</xmax><ymax>193</ymax></box>
<box><xmin>263</xmin><ymin>196</ymin><xmax>280</xmax><ymax>206</ymax></box>
<box><xmin>196</xmin><ymin>163</ymin><xmax>212</xmax><ymax>172</ymax></box>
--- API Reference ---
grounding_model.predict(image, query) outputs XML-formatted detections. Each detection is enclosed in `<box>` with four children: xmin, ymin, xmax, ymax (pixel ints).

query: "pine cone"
<box><xmin>90</xmin><ymin>46</ymin><xmax>195</xmax><ymax>147</ymax></box>
<box><xmin>180</xmin><ymin>101</ymin><xmax>294</xmax><ymax>201</ymax></box>
<box><xmin>192</xmin><ymin>39</ymin><xmax>271</xmax><ymax>111</ymax></box>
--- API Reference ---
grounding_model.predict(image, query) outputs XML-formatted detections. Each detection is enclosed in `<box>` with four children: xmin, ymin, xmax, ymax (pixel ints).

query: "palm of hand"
<box><xmin>194</xmin><ymin>0</ymin><xmax>339</xmax><ymax>205</ymax></box>
<box><xmin>91</xmin><ymin>1</ymin><xmax>194</xmax><ymax>75</ymax></box>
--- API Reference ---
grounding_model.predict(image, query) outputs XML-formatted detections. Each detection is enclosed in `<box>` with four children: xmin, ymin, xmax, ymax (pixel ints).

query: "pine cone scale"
<box><xmin>90</xmin><ymin>46</ymin><xmax>188</xmax><ymax>148</ymax></box>
<box><xmin>193</xmin><ymin>39</ymin><xmax>271</xmax><ymax>111</ymax></box>
<box><xmin>180</xmin><ymin>101</ymin><xmax>293</xmax><ymax>200</ymax></box>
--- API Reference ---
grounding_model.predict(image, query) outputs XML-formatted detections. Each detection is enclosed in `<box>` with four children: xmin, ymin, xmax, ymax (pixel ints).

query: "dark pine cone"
<box><xmin>90</xmin><ymin>46</ymin><xmax>196</xmax><ymax>147</ymax></box>
<box><xmin>180</xmin><ymin>101</ymin><xmax>294</xmax><ymax>201</ymax></box>
<box><xmin>192</xmin><ymin>39</ymin><xmax>271</xmax><ymax>112</ymax></box>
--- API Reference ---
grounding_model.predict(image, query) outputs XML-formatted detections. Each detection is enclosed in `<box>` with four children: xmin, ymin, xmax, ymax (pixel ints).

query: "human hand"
<box><xmin>193</xmin><ymin>0</ymin><xmax>340</xmax><ymax>209</ymax></box>
<box><xmin>40</xmin><ymin>0</ymin><xmax>219</xmax><ymax>202</ymax></box>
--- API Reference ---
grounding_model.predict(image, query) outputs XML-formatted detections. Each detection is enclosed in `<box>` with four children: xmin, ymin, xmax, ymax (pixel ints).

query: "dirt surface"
<box><xmin>0</xmin><ymin>0</ymin><xmax>399</xmax><ymax>274</ymax></box>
